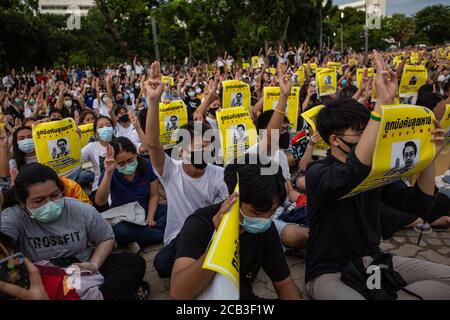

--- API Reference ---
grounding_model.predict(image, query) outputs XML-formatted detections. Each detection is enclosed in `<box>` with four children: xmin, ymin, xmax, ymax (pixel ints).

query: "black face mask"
<box><xmin>337</xmin><ymin>136</ymin><xmax>358</xmax><ymax>155</ymax></box>
<box><xmin>279</xmin><ymin>132</ymin><xmax>291</xmax><ymax>149</ymax></box>
<box><xmin>190</xmin><ymin>151</ymin><xmax>207</xmax><ymax>170</ymax></box>
<box><xmin>209</xmin><ymin>108</ymin><xmax>218</xmax><ymax>117</ymax></box>
<box><xmin>116</xmin><ymin>99</ymin><xmax>125</xmax><ymax>106</ymax></box>
<box><xmin>119</xmin><ymin>114</ymin><xmax>130</xmax><ymax>123</ymax></box>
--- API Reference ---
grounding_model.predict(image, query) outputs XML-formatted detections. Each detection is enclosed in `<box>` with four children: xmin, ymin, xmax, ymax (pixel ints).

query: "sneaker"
<box><xmin>127</xmin><ymin>242</ymin><xmax>141</xmax><ymax>254</ymax></box>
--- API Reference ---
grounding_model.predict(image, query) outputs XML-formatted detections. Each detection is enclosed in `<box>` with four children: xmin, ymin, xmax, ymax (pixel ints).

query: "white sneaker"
<box><xmin>127</xmin><ymin>242</ymin><xmax>141</xmax><ymax>254</ymax></box>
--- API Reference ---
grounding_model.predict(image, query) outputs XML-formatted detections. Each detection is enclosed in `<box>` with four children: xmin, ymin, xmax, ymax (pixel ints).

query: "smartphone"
<box><xmin>0</xmin><ymin>253</ymin><xmax>30</xmax><ymax>289</ymax></box>
<box><xmin>50</xmin><ymin>256</ymin><xmax>81</xmax><ymax>268</ymax></box>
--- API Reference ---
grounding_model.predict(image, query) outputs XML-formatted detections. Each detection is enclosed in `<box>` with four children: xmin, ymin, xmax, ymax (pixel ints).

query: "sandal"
<box><xmin>134</xmin><ymin>281</ymin><xmax>151</xmax><ymax>300</ymax></box>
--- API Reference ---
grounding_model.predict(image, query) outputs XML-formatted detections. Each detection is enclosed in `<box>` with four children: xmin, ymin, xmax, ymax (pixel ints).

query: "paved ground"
<box><xmin>137</xmin><ymin>228</ymin><xmax>450</xmax><ymax>300</ymax></box>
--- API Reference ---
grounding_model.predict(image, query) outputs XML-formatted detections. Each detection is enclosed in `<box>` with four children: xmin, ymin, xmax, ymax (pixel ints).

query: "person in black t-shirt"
<box><xmin>170</xmin><ymin>159</ymin><xmax>302</xmax><ymax>300</ymax></box>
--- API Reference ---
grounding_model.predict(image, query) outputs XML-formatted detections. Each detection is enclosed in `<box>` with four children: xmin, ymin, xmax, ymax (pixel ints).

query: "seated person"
<box><xmin>95</xmin><ymin>137</ymin><xmax>165</xmax><ymax>250</ymax></box>
<box><xmin>170</xmin><ymin>158</ymin><xmax>302</xmax><ymax>300</ymax></box>
<box><xmin>0</xmin><ymin>163</ymin><xmax>148</xmax><ymax>300</ymax></box>
<box><xmin>305</xmin><ymin>52</ymin><xmax>450</xmax><ymax>300</ymax></box>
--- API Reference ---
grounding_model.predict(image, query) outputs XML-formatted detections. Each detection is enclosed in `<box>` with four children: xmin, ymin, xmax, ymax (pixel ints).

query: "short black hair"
<box><xmin>340</xmin><ymin>85</ymin><xmax>358</xmax><ymax>98</ymax></box>
<box><xmin>416</xmin><ymin>92</ymin><xmax>444</xmax><ymax>111</ymax></box>
<box><xmin>256</xmin><ymin>110</ymin><xmax>289</xmax><ymax>131</ymax></box>
<box><xmin>57</xmin><ymin>138</ymin><xmax>67</xmax><ymax>145</ymax></box>
<box><xmin>403</xmin><ymin>141</ymin><xmax>417</xmax><ymax>156</ymax></box>
<box><xmin>109</xmin><ymin>136</ymin><xmax>147</xmax><ymax>176</ymax></box>
<box><xmin>237</xmin><ymin>124</ymin><xmax>245</xmax><ymax>131</ymax></box>
<box><xmin>316</xmin><ymin>98</ymin><xmax>370</xmax><ymax>144</ymax></box>
<box><xmin>224</xmin><ymin>155</ymin><xmax>287</xmax><ymax>213</ymax></box>
<box><xmin>49</xmin><ymin>109</ymin><xmax>63</xmax><ymax>118</ymax></box>
<box><xmin>114</xmin><ymin>105</ymin><xmax>127</xmax><ymax>117</ymax></box>
<box><xmin>176</xmin><ymin>120</ymin><xmax>212</xmax><ymax>145</ymax></box>
<box><xmin>170</xmin><ymin>115</ymin><xmax>178</xmax><ymax>121</ymax></box>
<box><xmin>13</xmin><ymin>163</ymin><xmax>64</xmax><ymax>205</ymax></box>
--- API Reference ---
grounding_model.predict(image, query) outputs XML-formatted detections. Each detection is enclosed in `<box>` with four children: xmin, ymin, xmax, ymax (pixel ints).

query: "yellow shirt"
<box><xmin>60</xmin><ymin>176</ymin><xmax>92</xmax><ymax>205</ymax></box>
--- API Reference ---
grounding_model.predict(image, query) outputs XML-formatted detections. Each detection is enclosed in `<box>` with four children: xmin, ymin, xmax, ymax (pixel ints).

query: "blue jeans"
<box><xmin>68</xmin><ymin>169</ymin><xmax>95</xmax><ymax>189</ymax></box>
<box><xmin>113</xmin><ymin>204</ymin><xmax>167</xmax><ymax>246</ymax></box>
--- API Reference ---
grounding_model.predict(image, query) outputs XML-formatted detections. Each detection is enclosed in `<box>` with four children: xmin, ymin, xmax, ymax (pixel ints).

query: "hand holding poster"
<box><xmin>201</xmin><ymin>186</ymin><xmax>240</xmax><ymax>300</ymax></box>
<box><xmin>263</xmin><ymin>86</ymin><xmax>300</xmax><ymax>131</ymax></box>
<box><xmin>303</xmin><ymin>63</ymin><xmax>318</xmax><ymax>78</ymax></box>
<box><xmin>301</xmin><ymin>105</ymin><xmax>329</xmax><ymax>157</ymax></box>
<box><xmin>222</xmin><ymin>80</ymin><xmax>251</xmax><ymax>110</ymax></box>
<box><xmin>440</xmin><ymin>104</ymin><xmax>450</xmax><ymax>147</ymax></box>
<box><xmin>293</xmin><ymin>67</ymin><xmax>305</xmax><ymax>87</ymax></box>
<box><xmin>356</xmin><ymin>68</ymin><xmax>375</xmax><ymax>88</ymax></box>
<box><xmin>327</xmin><ymin>62</ymin><xmax>342</xmax><ymax>74</ymax></box>
<box><xmin>161</xmin><ymin>76</ymin><xmax>174</xmax><ymax>86</ymax></box>
<box><xmin>79</xmin><ymin>123</ymin><xmax>94</xmax><ymax>148</ymax></box>
<box><xmin>399</xmin><ymin>65</ymin><xmax>428</xmax><ymax>97</ymax></box>
<box><xmin>251</xmin><ymin>56</ymin><xmax>261</xmax><ymax>68</ymax></box>
<box><xmin>217</xmin><ymin>107</ymin><xmax>257</xmax><ymax>165</ymax></box>
<box><xmin>159</xmin><ymin>100</ymin><xmax>188</xmax><ymax>150</ymax></box>
<box><xmin>342</xmin><ymin>105</ymin><xmax>436</xmax><ymax>199</ymax></box>
<box><xmin>33</xmin><ymin>118</ymin><xmax>81</xmax><ymax>176</ymax></box>
<box><xmin>317</xmin><ymin>68</ymin><xmax>337</xmax><ymax>97</ymax></box>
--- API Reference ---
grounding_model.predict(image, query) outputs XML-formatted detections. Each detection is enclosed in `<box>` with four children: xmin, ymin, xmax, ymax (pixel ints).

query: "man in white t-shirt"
<box><xmin>144</xmin><ymin>61</ymin><xmax>228</xmax><ymax>278</ymax></box>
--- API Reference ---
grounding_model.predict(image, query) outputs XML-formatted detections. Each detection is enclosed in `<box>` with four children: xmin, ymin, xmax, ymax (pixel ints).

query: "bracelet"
<box><xmin>274</xmin><ymin>108</ymin><xmax>286</xmax><ymax>116</ymax></box>
<box><xmin>370</xmin><ymin>111</ymin><xmax>381</xmax><ymax>122</ymax></box>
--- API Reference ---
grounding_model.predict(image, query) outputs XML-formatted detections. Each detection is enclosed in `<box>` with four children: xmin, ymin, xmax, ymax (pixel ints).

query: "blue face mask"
<box><xmin>240</xmin><ymin>209</ymin><xmax>273</xmax><ymax>234</ymax></box>
<box><xmin>18</xmin><ymin>138</ymin><xmax>35</xmax><ymax>153</ymax></box>
<box><xmin>341</xmin><ymin>79</ymin><xmax>348</xmax><ymax>87</ymax></box>
<box><xmin>28</xmin><ymin>198</ymin><xmax>65</xmax><ymax>223</ymax></box>
<box><xmin>118</xmin><ymin>159</ymin><xmax>138</xmax><ymax>175</ymax></box>
<box><xmin>97</xmin><ymin>127</ymin><xmax>113</xmax><ymax>142</ymax></box>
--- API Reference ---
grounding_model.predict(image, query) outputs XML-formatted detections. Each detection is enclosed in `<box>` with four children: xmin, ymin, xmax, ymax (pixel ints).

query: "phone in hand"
<box><xmin>0</xmin><ymin>253</ymin><xmax>30</xmax><ymax>289</ymax></box>
<box><xmin>49</xmin><ymin>256</ymin><xmax>81</xmax><ymax>268</ymax></box>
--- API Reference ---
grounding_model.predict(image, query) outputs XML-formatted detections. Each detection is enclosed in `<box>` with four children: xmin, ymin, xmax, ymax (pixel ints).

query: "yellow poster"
<box><xmin>348</xmin><ymin>58</ymin><xmax>358</xmax><ymax>66</ymax></box>
<box><xmin>410</xmin><ymin>52</ymin><xmax>420</xmax><ymax>65</ymax></box>
<box><xmin>356</xmin><ymin>68</ymin><xmax>375</xmax><ymax>88</ymax></box>
<box><xmin>79</xmin><ymin>123</ymin><xmax>94</xmax><ymax>148</ymax></box>
<box><xmin>327</xmin><ymin>62</ymin><xmax>342</xmax><ymax>74</ymax></box>
<box><xmin>202</xmin><ymin>184</ymin><xmax>240</xmax><ymax>299</ymax></box>
<box><xmin>217</xmin><ymin>107</ymin><xmax>258</xmax><ymax>165</ymax></box>
<box><xmin>222</xmin><ymin>80</ymin><xmax>251</xmax><ymax>110</ymax></box>
<box><xmin>242</xmin><ymin>62</ymin><xmax>250</xmax><ymax>69</ymax></box>
<box><xmin>251</xmin><ymin>56</ymin><xmax>261</xmax><ymax>68</ymax></box>
<box><xmin>317</xmin><ymin>68</ymin><xmax>337</xmax><ymax>96</ymax></box>
<box><xmin>263</xmin><ymin>87</ymin><xmax>300</xmax><ymax>131</ymax></box>
<box><xmin>440</xmin><ymin>104</ymin><xmax>450</xmax><ymax>147</ymax></box>
<box><xmin>161</xmin><ymin>76</ymin><xmax>174</xmax><ymax>86</ymax></box>
<box><xmin>393</xmin><ymin>56</ymin><xmax>403</xmax><ymax>69</ymax></box>
<box><xmin>342</xmin><ymin>105</ymin><xmax>436</xmax><ymax>198</ymax></box>
<box><xmin>301</xmin><ymin>105</ymin><xmax>329</xmax><ymax>157</ymax></box>
<box><xmin>399</xmin><ymin>65</ymin><xmax>428</xmax><ymax>97</ymax></box>
<box><xmin>33</xmin><ymin>118</ymin><xmax>81</xmax><ymax>176</ymax></box>
<box><xmin>159</xmin><ymin>100</ymin><xmax>188</xmax><ymax>150</ymax></box>
<box><xmin>303</xmin><ymin>63</ymin><xmax>318</xmax><ymax>78</ymax></box>
<box><xmin>293</xmin><ymin>67</ymin><xmax>305</xmax><ymax>87</ymax></box>
<box><xmin>266</xmin><ymin>68</ymin><xmax>276</xmax><ymax>75</ymax></box>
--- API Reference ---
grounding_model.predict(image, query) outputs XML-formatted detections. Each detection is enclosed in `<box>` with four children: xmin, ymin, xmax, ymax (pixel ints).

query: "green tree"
<box><xmin>414</xmin><ymin>4</ymin><xmax>450</xmax><ymax>45</ymax></box>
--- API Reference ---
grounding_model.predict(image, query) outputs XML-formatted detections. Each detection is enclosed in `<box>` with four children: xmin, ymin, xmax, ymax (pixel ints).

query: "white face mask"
<box><xmin>437</xmin><ymin>75</ymin><xmax>446</xmax><ymax>83</ymax></box>
<box><xmin>64</xmin><ymin>100</ymin><xmax>73</xmax><ymax>108</ymax></box>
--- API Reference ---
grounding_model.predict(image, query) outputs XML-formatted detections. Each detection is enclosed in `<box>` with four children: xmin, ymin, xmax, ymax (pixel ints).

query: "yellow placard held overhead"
<box><xmin>242</xmin><ymin>62</ymin><xmax>250</xmax><ymax>69</ymax></box>
<box><xmin>263</xmin><ymin>87</ymin><xmax>300</xmax><ymax>131</ymax></box>
<box><xmin>222</xmin><ymin>80</ymin><xmax>251</xmax><ymax>110</ymax></box>
<box><xmin>393</xmin><ymin>56</ymin><xmax>403</xmax><ymax>69</ymax></box>
<box><xmin>410</xmin><ymin>52</ymin><xmax>420</xmax><ymax>65</ymax></box>
<box><xmin>79</xmin><ymin>123</ymin><xmax>95</xmax><ymax>148</ymax></box>
<box><xmin>399</xmin><ymin>65</ymin><xmax>428</xmax><ymax>97</ymax></box>
<box><xmin>159</xmin><ymin>100</ymin><xmax>188</xmax><ymax>150</ymax></box>
<box><xmin>348</xmin><ymin>58</ymin><xmax>358</xmax><ymax>66</ymax></box>
<box><xmin>303</xmin><ymin>63</ymin><xmax>318</xmax><ymax>78</ymax></box>
<box><xmin>266</xmin><ymin>68</ymin><xmax>276</xmax><ymax>75</ymax></box>
<box><xmin>251</xmin><ymin>56</ymin><xmax>261</xmax><ymax>68</ymax></box>
<box><xmin>301</xmin><ymin>105</ymin><xmax>329</xmax><ymax>157</ymax></box>
<box><xmin>33</xmin><ymin>118</ymin><xmax>81</xmax><ymax>176</ymax></box>
<box><xmin>202</xmin><ymin>184</ymin><xmax>240</xmax><ymax>300</ymax></box>
<box><xmin>327</xmin><ymin>62</ymin><xmax>342</xmax><ymax>74</ymax></box>
<box><xmin>440</xmin><ymin>105</ymin><xmax>450</xmax><ymax>147</ymax></box>
<box><xmin>293</xmin><ymin>67</ymin><xmax>305</xmax><ymax>87</ymax></box>
<box><xmin>317</xmin><ymin>68</ymin><xmax>337</xmax><ymax>96</ymax></box>
<box><xmin>356</xmin><ymin>68</ymin><xmax>375</xmax><ymax>88</ymax></box>
<box><xmin>161</xmin><ymin>76</ymin><xmax>174</xmax><ymax>86</ymax></box>
<box><xmin>216</xmin><ymin>107</ymin><xmax>258</xmax><ymax>165</ymax></box>
<box><xmin>342</xmin><ymin>105</ymin><xmax>436</xmax><ymax>198</ymax></box>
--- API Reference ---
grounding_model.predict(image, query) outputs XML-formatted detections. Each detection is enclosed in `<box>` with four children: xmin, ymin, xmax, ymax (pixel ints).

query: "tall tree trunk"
<box><xmin>280</xmin><ymin>16</ymin><xmax>291</xmax><ymax>45</ymax></box>
<box><xmin>95</xmin><ymin>0</ymin><xmax>134</xmax><ymax>58</ymax></box>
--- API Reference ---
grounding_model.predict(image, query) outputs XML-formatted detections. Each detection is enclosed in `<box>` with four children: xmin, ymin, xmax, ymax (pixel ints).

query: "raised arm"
<box><xmin>355</xmin><ymin>51</ymin><xmax>398</xmax><ymax>166</ymax></box>
<box><xmin>144</xmin><ymin>62</ymin><xmax>166</xmax><ymax>176</ymax></box>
